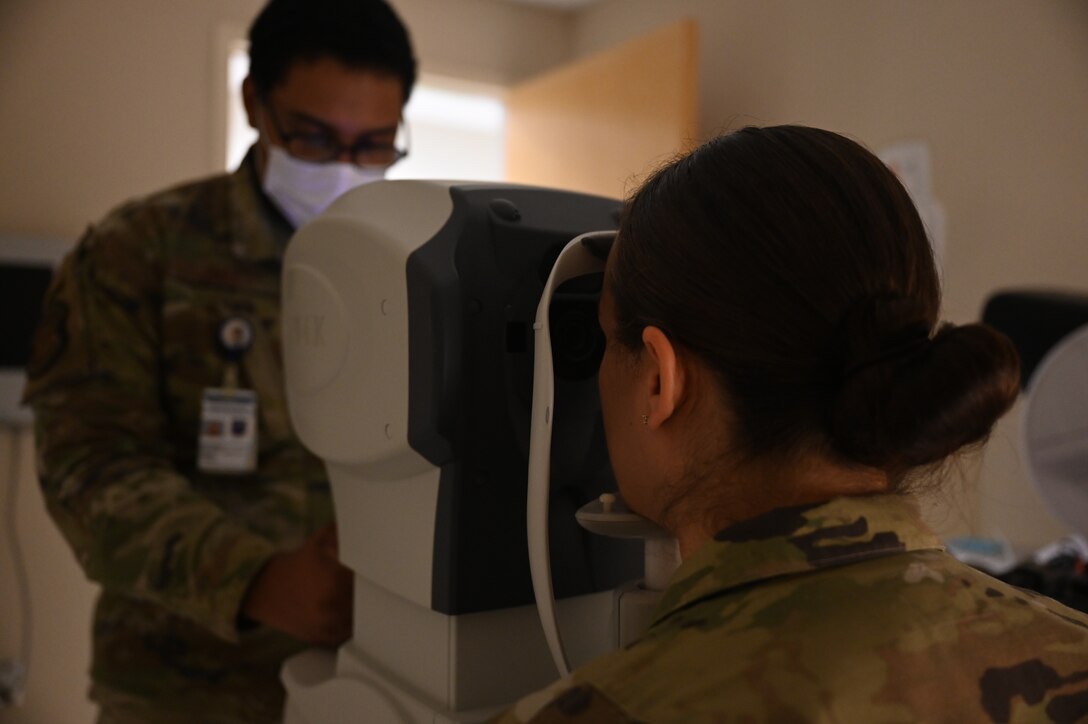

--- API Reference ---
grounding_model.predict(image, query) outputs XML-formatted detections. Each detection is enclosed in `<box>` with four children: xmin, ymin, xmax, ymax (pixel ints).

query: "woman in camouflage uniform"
<box><xmin>499</xmin><ymin>126</ymin><xmax>1088</xmax><ymax>723</ymax></box>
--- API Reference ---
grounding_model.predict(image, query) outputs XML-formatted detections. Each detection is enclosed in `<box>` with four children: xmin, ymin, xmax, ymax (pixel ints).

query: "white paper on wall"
<box><xmin>879</xmin><ymin>140</ymin><xmax>947</xmax><ymax>272</ymax></box>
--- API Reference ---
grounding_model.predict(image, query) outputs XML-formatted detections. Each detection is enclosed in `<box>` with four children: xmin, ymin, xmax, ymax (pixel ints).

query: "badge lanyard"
<box><xmin>197</xmin><ymin>317</ymin><xmax>259</xmax><ymax>474</ymax></box>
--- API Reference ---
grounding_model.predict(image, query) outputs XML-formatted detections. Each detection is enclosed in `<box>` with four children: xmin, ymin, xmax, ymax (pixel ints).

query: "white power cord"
<box><xmin>527</xmin><ymin>232</ymin><xmax>615</xmax><ymax>678</ymax></box>
<box><xmin>2</xmin><ymin>426</ymin><xmax>32</xmax><ymax>706</ymax></box>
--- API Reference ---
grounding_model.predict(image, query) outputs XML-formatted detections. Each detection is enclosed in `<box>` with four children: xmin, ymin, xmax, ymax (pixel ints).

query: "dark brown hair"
<box><xmin>248</xmin><ymin>0</ymin><xmax>417</xmax><ymax>100</ymax></box>
<box><xmin>611</xmin><ymin>126</ymin><xmax>1019</xmax><ymax>481</ymax></box>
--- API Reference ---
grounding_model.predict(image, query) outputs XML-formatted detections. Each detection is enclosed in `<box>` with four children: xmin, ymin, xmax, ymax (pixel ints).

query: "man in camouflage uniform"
<box><xmin>23</xmin><ymin>1</ymin><xmax>416</xmax><ymax>721</ymax></box>
<box><xmin>497</xmin><ymin>495</ymin><xmax>1088</xmax><ymax>723</ymax></box>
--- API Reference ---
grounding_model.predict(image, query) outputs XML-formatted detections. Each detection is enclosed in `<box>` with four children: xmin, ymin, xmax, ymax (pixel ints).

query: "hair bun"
<box><xmin>829</xmin><ymin>321</ymin><xmax>1021</xmax><ymax>472</ymax></box>
<box><xmin>832</xmin><ymin>293</ymin><xmax>934</xmax><ymax>381</ymax></box>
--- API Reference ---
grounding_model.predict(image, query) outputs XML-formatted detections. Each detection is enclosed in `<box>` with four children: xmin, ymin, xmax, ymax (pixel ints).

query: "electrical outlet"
<box><xmin>0</xmin><ymin>658</ymin><xmax>26</xmax><ymax>707</ymax></box>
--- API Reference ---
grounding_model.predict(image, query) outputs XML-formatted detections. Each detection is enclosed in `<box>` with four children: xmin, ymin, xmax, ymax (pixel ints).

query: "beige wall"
<box><xmin>575</xmin><ymin>0</ymin><xmax>1088</xmax><ymax>548</ymax></box>
<box><xmin>2</xmin><ymin>1</ymin><xmax>1086</xmax><ymax>721</ymax></box>
<box><xmin>0</xmin><ymin>428</ymin><xmax>94</xmax><ymax>723</ymax></box>
<box><xmin>0</xmin><ymin>0</ymin><xmax>572</xmax><ymax>240</ymax></box>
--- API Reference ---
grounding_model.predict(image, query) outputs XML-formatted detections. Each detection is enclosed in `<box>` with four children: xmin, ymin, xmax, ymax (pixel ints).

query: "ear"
<box><xmin>242</xmin><ymin>76</ymin><xmax>260</xmax><ymax>131</ymax></box>
<box><xmin>641</xmin><ymin>326</ymin><xmax>685</xmax><ymax>428</ymax></box>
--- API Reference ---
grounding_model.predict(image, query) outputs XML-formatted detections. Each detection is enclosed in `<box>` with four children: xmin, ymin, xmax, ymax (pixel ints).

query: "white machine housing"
<box><xmin>983</xmin><ymin>290</ymin><xmax>1088</xmax><ymax>537</ymax></box>
<box><xmin>280</xmin><ymin>180</ymin><xmax>643</xmax><ymax>723</ymax></box>
<box><xmin>1023</xmin><ymin>323</ymin><xmax>1088</xmax><ymax>536</ymax></box>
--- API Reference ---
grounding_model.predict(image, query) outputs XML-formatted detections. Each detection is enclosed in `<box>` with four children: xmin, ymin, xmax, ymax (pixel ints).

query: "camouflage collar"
<box><xmin>225</xmin><ymin>146</ymin><xmax>294</xmax><ymax>262</ymax></box>
<box><xmin>652</xmin><ymin>494</ymin><xmax>944</xmax><ymax>626</ymax></box>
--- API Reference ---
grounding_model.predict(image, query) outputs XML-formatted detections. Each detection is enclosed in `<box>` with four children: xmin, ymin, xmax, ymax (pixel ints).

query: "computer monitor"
<box><xmin>0</xmin><ymin>234</ymin><xmax>71</xmax><ymax>426</ymax></box>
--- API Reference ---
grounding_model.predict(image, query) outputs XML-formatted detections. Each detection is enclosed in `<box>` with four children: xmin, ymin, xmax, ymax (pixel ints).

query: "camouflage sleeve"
<box><xmin>23</xmin><ymin>214</ymin><xmax>278</xmax><ymax>643</ymax></box>
<box><xmin>492</xmin><ymin>682</ymin><xmax>643</xmax><ymax>724</ymax></box>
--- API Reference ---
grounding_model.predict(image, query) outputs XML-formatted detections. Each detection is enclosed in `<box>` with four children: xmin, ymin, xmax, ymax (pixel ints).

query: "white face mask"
<box><xmin>261</xmin><ymin>146</ymin><xmax>386</xmax><ymax>227</ymax></box>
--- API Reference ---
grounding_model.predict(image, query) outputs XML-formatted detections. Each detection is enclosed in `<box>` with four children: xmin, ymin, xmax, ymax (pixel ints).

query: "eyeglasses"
<box><xmin>263</xmin><ymin>101</ymin><xmax>409</xmax><ymax>168</ymax></box>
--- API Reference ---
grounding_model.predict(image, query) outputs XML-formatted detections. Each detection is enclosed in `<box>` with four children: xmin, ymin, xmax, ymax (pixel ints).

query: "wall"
<box><xmin>2</xmin><ymin>0</ymin><xmax>1086</xmax><ymax>720</ymax></box>
<box><xmin>574</xmin><ymin>0</ymin><xmax>1088</xmax><ymax>548</ymax></box>
<box><xmin>0</xmin><ymin>2</ymin><xmax>571</xmax><ymax>722</ymax></box>
<box><xmin>0</xmin><ymin>0</ymin><xmax>572</xmax><ymax>241</ymax></box>
<box><xmin>0</xmin><ymin>428</ymin><xmax>93</xmax><ymax>723</ymax></box>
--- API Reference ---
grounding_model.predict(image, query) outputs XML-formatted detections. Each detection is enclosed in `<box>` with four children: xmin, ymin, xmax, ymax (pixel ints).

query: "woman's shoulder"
<box><xmin>528</xmin><ymin>549</ymin><xmax>1088</xmax><ymax>722</ymax></box>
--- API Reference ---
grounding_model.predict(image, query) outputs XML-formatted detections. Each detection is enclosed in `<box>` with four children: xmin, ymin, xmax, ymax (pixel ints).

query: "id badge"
<box><xmin>197</xmin><ymin>387</ymin><xmax>258</xmax><ymax>474</ymax></box>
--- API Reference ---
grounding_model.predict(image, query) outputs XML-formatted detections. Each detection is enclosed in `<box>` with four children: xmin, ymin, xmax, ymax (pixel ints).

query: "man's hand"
<box><xmin>241</xmin><ymin>524</ymin><xmax>353</xmax><ymax>645</ymax></box>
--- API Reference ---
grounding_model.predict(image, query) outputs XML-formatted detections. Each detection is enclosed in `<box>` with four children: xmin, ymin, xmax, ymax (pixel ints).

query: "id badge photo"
<box><xmin>197</xmin><ymin>388</ymin><xmax>258</xmax><ymax>474</ymax></box>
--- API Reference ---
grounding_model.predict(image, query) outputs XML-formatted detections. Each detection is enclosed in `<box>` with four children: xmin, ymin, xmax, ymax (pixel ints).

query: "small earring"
<box><xmin>641</xmin><ymin>415</ymin><xmax>649</xmax><ymax>426</ymax></box>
